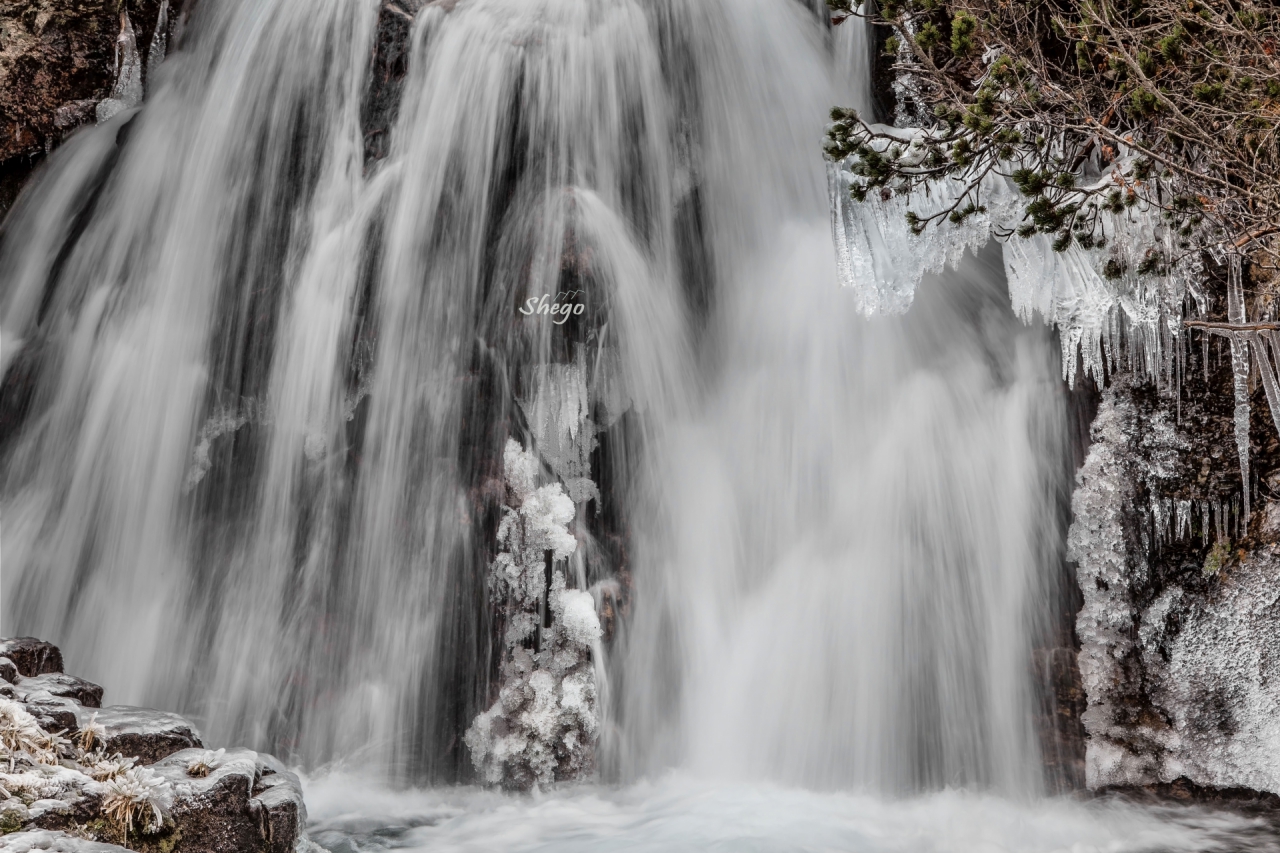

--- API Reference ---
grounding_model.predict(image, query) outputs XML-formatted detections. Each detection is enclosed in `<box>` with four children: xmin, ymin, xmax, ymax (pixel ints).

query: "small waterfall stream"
<box><xmin>5</xmin><ymin>1</ymin><xmax>1280</xmax><ymax>849</ymax></box>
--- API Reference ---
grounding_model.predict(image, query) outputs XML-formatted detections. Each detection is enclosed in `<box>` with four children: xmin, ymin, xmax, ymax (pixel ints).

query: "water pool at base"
<box><xmin>303</xmin><ymin>774</ymin><xmax>1280</xmax><ymax>853</ymax></box>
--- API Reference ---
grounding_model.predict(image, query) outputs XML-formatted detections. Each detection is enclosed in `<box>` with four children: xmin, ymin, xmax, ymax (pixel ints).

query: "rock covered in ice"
<box><xmin>1068</xmin><ymin>378</ymin><xmax>1280</xmax><ymax>794</ymax></box>
<box><xmin>73</xmin><ymin>705</ymin><xmax>202</xmax><ymax>765</ymax></box>
<box><xmin>555</xmin><ymin>589</ymin><xmax>602</xmax><ymax>647</ymax></box>
<box><xmin>0</xmin><ymin>640</ymin><xmax>64</xmax><ymax>679</ymax></box>
<box><xmin>14</xmin><ymin>674</ymin><xmax>103</xmax><ymax>709</ymax></box>
<box><xmin>0</xmin><ymin>638</ymin><xmax>307</xmax><ymax>852</ymax></box>
<box><xmin>95</xmin><ymin>12</ymin><xmax>144</xmax><ymax>124</ymax></box>
<box><xmin>465</xmin><ymin>439</ymin><xmax>601</xmax><ymax>790</ymax></box>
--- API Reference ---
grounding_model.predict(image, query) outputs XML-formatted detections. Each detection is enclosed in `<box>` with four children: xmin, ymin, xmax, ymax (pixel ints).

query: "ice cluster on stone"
<box><xmin>1069</xmin><ymin>382</ymin><xmax>1280</xmax><ymax>792</ymax></box>
<box><xmin>828</xmin><ymin>144</ymin><xmax>1201</xmax><ymax>386</ymax></box>
<box><xmin>464</xmin><ymin>439</ymin><xmax>601</xmax><ymax>789</ymax></box>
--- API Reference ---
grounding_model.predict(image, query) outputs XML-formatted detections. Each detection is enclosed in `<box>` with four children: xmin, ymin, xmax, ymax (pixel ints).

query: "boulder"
<box><xmin>0</xmin><ymin>659</ymin><xmax>18</xmax><ymax>684</ymax></box>
<box><xmin>22</xmin><ymin>694</ymin><xmax>80</xmax><ymax>736</ymax></box>
<box><xmin>143</xmin><ymin>748</ymin><xmax>307</xmax><ymax>853</ymax></box>
<box><xmin>0</xmin><ymin>639</ymin><xmax>62</xmax><ymax>678</ymax></box>
<box><xmin>75</xmin><ymin>705</ymin><xmax>202</xmax><ymax>765</ymax></box>
<box><xmin>15</xmin><ymin>674</ymin><xmax>103</xmax><ymax>708</ymax></box>
<box><xmin>0</xmin><ymin>639</ymin><xmax>308</xmax><ymax>852</ymax></box>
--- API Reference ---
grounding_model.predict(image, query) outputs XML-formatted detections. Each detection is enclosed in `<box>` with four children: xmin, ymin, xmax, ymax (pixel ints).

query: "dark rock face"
<box><xmin>0</xmin><ymin>637</ymin><xmax>64</xmax><ymax>676</ymax></box>
<box><xmin>1033</xmin><ymin>646</ymin><xmax>1087</xmax><ymax>792</ymax></box>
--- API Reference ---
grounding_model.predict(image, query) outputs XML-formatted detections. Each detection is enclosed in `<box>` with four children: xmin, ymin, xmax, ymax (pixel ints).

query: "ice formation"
<box><xmin>145</xmin><ymin>0</ymin><xmax>170</xmax><ymax>92</ymax></box>
<box><xmin>827</xmin><ymin>141</ymin><xmax>1201</xmax><ymax>386</ymax></box>
<box><xmin>95</xmin><ymin>12</ymin><xmax>144</xmax><ymax>124</ymax></box>
<box><xmin>1069</xmin><ymin>381</ymin><xmax>1280</xmax><ymax>792</ymax></box>
<box><xmin>464</xmin><ymin>439</ymin><xmax>601</xmax><ymax>789</ymax></box>
<box><xmin>100</xmin><ymin>765</ymin><xmax>171</xmax><ymax>835</ymax></box>
<box><xmin>520</xmin><ymin>349</ymin><xmax>599</xmax><ymax>506</ymax></box>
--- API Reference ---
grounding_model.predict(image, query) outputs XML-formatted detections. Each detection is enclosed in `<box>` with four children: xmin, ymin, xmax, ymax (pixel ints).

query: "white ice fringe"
<box><xmin>828</xmin><ymin>141</ymin><xmax>1201</xmax><ymax>387</ymax></box>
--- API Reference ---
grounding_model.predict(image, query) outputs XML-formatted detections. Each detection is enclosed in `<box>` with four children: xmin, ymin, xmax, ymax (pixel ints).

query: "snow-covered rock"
<box><xmin>0</xmin><ymin>638</ymin><xmax>307</xmax><ymax>852</ymax></box>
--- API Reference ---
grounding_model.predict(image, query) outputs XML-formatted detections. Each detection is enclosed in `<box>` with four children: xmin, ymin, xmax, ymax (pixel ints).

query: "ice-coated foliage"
<box><xmin>465</xmin><ymin>439</ymin><xmax>600</xmax><ymax>790</ymax></box>
<box><xmin>828</xmin><ymin>151</ymin><xmax>1200</xmax><ymax>386</ymax></box>
<box><xmin>100</xmin><ymin>765</ymin><xmax>171</xmax><ymax>836</ymax></box>
<box><xmin>0</xmin><ymin>698</ymin><xmax>62</xmax><ymax>766</ymax></box>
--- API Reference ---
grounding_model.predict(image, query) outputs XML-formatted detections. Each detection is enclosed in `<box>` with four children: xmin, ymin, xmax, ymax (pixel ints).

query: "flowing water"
<box><xmin>3</xmin><ymin>0</ymin><xmax>1279</xmax><ymax>848</ymax></box>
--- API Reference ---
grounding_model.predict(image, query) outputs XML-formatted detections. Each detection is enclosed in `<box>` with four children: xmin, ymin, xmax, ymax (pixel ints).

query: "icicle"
<box><xmin>1176</xmin><ymin>499</ymin><xmax>1191</xmax><ymax>540</ymax></box>
<box><xmin>1202</xmin><ymin>330</ymin><xmax>1210</xmax><ymax>384</ymax></box>
<box><xmin>1247</xmin><ymin>331</ymin><xmax>1280</xmax><ymax>439</ymax></box>
<box><xmin>96</xmin><ymin>11</ymin><xmax>144</xmax><ymax>123</ymax></box>
<box><xmin>146</xmin><ymin>0</ymin><xmax>170</xmax><ymax>94</ymax></box>
<box><xmin>1201</xmin><ymin>500</ymin><xmax>1210</xmax><ymax>547</ymax></box>
<box><xmin>1227</xmin><ymin>256</ymin><xmax>1251</xmax><ymax>523</ymax></box>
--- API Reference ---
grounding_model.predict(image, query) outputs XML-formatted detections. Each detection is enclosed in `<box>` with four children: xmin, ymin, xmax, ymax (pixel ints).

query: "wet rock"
<box><xmin>0</xmin><ymin>657</ymin><xmax>18</xmax><ymax>683</ymax></box>
<box><xmin>141</xmin><ymin>748</ymin><xmax>307</xmax><ymax>853</ymax></box>
<box><xmin>1032</xmin><ymin>646</ymin><xmax>1086</xmax><ymax>792</ymax></box>
<box><xmin>75</xmin><ymin>705</ymin><xmax>202</xmax><ymax>765</ymax></box>
<box><xmin>0</xmin><ymin>638</ymin><xmax>63</xmax><ymax>677</ymax></box>
<box><xmin>1098</xmin><ymin>776</ymin><xmax>1280</xmax><ymax>817</ymax></box>
<box><xmin>23</xmin><ymin>694</ymin><xmax>80</xmax><ymax>735</ymax></box>
<box><xmin>16</xmin><ymin>673</ymin><xmax>103</xmax><ymax>708</ymax></box>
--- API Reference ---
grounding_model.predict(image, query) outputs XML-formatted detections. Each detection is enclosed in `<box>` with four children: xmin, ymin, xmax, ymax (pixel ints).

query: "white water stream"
<box><xmin>2</xmin><ymin>0</ymin><xmax>1278</xmax><ymax>848</ymax></box>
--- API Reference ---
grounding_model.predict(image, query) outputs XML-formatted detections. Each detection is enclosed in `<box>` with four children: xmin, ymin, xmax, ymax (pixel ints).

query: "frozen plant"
<box><xmin>186</xmin><ymin>748</ymin><xmax>225</xmax><ymax>777</ymax></box>
<box><xmin>82</xmin><ymin>752</ymin><xmax>136</xmax><ymax>782</ymax></box>
<box><xmin>78</xmin><ymin>712</ymin><xmax>106</xmax><ymax>754</ymax></box>
<box><xmin>0</xmin><ymin>698</ymin><xmax>61</xmax><ymax>767</ymax></box>
<box><xmin>101</xmin><ymin>765</ymin><xmax>170</xmax><ymax>836</ymax></box>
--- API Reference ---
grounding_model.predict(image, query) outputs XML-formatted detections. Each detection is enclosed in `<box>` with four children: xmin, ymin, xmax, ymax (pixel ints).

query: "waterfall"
<box><xmin>1</xmin><ymin>0</ymin><xmax>1065</xmax><ymax>796</ymax></box>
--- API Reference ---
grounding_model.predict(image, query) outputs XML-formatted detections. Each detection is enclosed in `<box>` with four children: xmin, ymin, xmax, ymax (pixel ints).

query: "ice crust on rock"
<box><xmin>1069</xmin><ymin>383</ymin><xmax>1280</xmax><ymax>792</ymax></box>
<box><xmin>465</xmin><ymin>439</ymin><xmax>600</xmax><ymax>790</ymax></box>
<box><xmin>828</xmin><ymin>149</ymin><xmax>1200</xmax><ymax>385</ymax></box>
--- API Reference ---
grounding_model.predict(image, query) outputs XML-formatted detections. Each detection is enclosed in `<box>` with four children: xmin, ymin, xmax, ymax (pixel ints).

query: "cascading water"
<box><xmin>5</xmin><ymin>0</ymin><xmax>1280</xmax><ymax>849</ymax></box>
